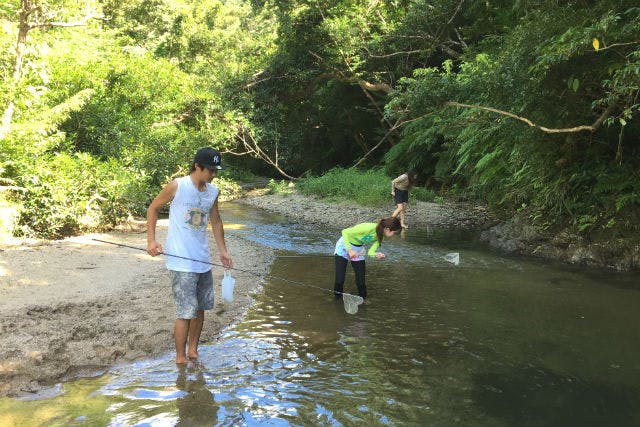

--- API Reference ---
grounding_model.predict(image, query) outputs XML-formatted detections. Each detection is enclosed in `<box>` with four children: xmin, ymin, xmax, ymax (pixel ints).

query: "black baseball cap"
<box><xmin>194</xmin><ymin>147</ymin><xmax>225</xmax><ymax>170</ymax></box>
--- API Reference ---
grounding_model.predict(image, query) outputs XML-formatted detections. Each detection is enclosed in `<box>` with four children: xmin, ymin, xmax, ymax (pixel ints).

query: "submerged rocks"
<box><xmin>480</xmin><ymin>215</ymin><xmax>640</xmax><ymax>271</ymax></box>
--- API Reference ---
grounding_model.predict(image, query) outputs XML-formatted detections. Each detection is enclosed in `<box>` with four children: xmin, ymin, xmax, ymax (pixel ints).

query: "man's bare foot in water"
<box><xmin>188</xmin><ymin>350</ymin><xmax>199</xmax><ymax>360</ymax></box>
<box><xmin>176</xmin><ymin>356</ymin><xmax>189</xmax><ymax>364</ymax></box>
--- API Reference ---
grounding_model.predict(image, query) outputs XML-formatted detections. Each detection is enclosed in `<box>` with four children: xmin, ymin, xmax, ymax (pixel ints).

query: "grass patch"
<box><xmin>266</xmin><ymin>179</ymin><xmax>294</xmax><ymax>195</ymax></box>
<box><xmin>298</xmin><ymin>168</ymin><xmax>437</xmax><ymax>206</ymax></box>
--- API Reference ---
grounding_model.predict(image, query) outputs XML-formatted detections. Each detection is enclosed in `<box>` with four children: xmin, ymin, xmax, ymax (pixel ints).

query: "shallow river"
<box><xmin>2</xmin><ymin>202</ymin><xmax>639</xmax><ymax>426</ymax></box>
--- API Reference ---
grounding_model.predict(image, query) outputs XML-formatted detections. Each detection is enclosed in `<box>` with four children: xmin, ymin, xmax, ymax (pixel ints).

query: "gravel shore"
<box><xmin>237</xmin><ymin>190</ymin><xmax>497</xmax><ymax>231</ymax></box>
<box><xmin>238</xmin><ymin>190</ymin><xmax>640</xmax><ymax>270</ymax></box>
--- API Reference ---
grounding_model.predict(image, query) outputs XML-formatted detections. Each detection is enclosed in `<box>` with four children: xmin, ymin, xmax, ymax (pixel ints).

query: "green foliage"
<box><xmin>266</xmin><ymin>178</ymin><xmax>291</xmax><ymax>195</ymax></box>
<box><xmin>298</xmin><ymin>167</ymin><xmax>436</xmax><ymax>206</ymax></box>
<box><xmin>1</xmin><ymin>0</ymin><xmax>274</xmax><ymax>238</ymax></box>
<box><xmin>411</xmin><ymin>186</ymin><xmax>438</xmax><ymax>203</ymax></box>
<box><xmin>385</xmin><ymin>1</ymin><xmax>640</xmax><ymax>234</ymax></box>
<box><xmin>1</xmin><ymin>0</ymin><xmax>639</xmax><ymax>241</ymax></box>
<box><xmin>15</xmin><ymin>153</ymin><xmax>150</xmax><ymax>239</ymax></box>
<box><xmin>213</xmin><ymin>176</ymin><xmax>242</xmax><ymax>200</ymax></box>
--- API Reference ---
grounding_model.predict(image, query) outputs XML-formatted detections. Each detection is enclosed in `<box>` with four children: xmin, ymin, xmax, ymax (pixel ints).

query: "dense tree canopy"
<box><xmin>0</xmin><ymin>0</ymin><xmax>638</xmax><ymax>238</ymax></box>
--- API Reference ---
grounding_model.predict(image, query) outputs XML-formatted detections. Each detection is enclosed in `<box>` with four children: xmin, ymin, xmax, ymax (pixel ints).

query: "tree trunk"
<box><xmin>1</xmin><ymin>0</ymin><xmax>101</xmax><ymax>139</ymax></box>
<box><xmin>0</xmin><ymin>0</ymin><xmax>31</xmax><ymax>139</ymax></box>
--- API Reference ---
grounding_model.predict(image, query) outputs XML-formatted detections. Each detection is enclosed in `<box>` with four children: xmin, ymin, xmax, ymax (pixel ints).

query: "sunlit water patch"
<box><xmin>221</xmin><ymin>202</ymin><xmax>334</xmax><ymax>254</ymax></box>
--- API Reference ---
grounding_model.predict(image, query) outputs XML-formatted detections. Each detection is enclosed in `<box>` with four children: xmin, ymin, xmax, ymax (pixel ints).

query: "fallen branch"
<box><xmin>0</xmin><ymin>185</ymin><xmax>26</xmax><ymax>193</ymax></box>
<box><xmin>28</xmin><ymin>13</ymin><xmax>104</xmax><ymax>30</ymax></box>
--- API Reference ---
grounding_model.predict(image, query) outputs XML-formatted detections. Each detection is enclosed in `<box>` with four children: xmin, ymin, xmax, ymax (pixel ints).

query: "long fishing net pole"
<box><xmin>91</xmin><ymin>238</ymin><xmax>360</xmax><ymax>300</ymax></box>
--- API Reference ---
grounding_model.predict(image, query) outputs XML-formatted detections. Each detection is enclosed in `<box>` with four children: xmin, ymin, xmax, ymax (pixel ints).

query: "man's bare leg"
<box><xmin>174</xmin><ymin>318</ymin><xmax>190</xmax><ymax>364</ymax></box>
<box><xmin>187</xmin><ymin>310</ymin><xmax>204</xmax><ymax>359</ymax></box>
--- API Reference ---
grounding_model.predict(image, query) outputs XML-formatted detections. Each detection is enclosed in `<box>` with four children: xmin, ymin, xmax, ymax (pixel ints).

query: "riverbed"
<box><xmin>2</xmin><ymin>202</ymin><xmax>639</xmax><ymax>427</ymax></box>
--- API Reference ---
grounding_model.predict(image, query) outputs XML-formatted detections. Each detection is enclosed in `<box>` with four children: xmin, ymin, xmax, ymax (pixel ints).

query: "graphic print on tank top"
<box><xmin>184</xmin><ymin>208</ymin><xmax>208</xmax><ymax>230</ymax></box>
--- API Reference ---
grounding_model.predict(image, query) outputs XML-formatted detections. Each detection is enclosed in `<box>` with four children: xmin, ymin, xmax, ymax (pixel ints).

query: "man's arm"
<box><xmin>209</xmin><ymin>197</ymin><xmax>233</xmax><ymax>269</ymax></box>
<box><xmin>146</xmin><ymin>180</ymin><xmax>178</xmax><ymax>256</ymax></box>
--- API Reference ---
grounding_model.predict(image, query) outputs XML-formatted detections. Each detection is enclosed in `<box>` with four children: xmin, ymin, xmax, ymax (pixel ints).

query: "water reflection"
<box><xmin>221</xmin><ymin>202</ymin><xmax>334</xmax><ymax>255</ymax></box>
<box><xmin>175</xmin><ymin>365</ymin><xmax>217</xmax><ymax>427</ymax></box>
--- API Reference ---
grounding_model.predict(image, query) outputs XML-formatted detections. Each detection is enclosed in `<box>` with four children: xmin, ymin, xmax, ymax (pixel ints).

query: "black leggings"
<box><xmin>334</xmin><ymin>255</ymin><xmax>366</xmax><ymax>299</ymax></box>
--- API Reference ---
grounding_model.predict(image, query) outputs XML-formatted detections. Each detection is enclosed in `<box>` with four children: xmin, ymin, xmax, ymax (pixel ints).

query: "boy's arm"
<box><xmin>146</xmin><ymin>180</ymin><xmax>177</xmax><ymax>256</ymax></box>
<box><xmin>209</xmin><ymin>197</ymin><xmax>233</xmax><ymax>269</ymax></box>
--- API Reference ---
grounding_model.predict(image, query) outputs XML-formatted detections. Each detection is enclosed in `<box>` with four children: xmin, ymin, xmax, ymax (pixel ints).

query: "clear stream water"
<box><xmin>1</xmin><ymin>202</ymin><xmax>639</xmax><ymax>427</ymax></box>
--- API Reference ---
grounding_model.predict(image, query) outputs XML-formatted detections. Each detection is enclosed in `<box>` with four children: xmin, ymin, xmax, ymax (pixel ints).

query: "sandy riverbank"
<box><xmin>0</xmin><ymin>220</ymin><xmax>274</xmax><ymax>398</ymax></box>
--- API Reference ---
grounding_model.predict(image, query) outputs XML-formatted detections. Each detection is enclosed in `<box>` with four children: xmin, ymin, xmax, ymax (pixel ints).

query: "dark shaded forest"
<box><xmin>1</xmin><ymin>0</ymin><xmax>638</xmax><ymax>241</ymax></box>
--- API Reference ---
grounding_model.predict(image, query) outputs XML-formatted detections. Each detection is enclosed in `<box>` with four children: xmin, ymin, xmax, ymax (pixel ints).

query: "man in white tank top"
<box><xmin>146</xmin><ymin>147</ymin><xmax>233</xmax><ymax>364</ymax></box>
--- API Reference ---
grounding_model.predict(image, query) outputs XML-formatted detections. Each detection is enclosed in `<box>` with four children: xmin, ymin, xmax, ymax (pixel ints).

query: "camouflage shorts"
<box><xmin>170</xmin><ymin>270</ymin><xmax>214</xmax><ymax>319</ymax></box>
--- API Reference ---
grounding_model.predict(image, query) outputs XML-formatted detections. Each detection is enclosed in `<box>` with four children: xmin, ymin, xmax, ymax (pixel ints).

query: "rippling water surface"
<box><xmin>1</xmin><ymin>202</ymin><xmax>639</xmax><ymax>426</ymax></box>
